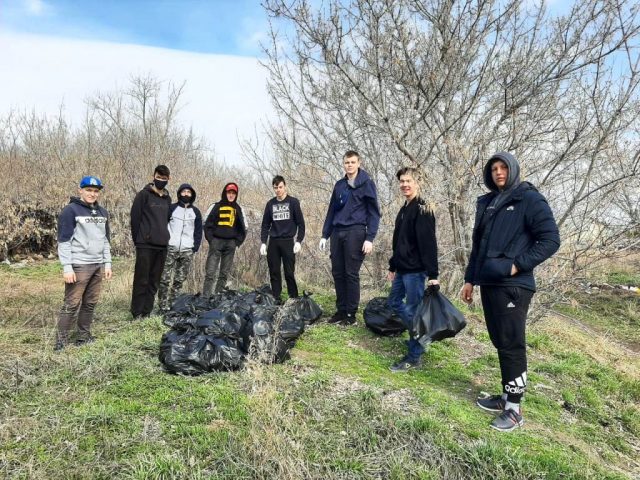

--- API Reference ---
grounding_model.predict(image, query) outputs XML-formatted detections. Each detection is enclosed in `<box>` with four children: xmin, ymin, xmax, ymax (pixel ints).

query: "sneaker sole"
<box><xmin>476</xmin><ymin>400</ymin><xmax>504</xmax><ymax>414</ymax></box>
<box><xmin>490</xmin><ymin>418</ymin><xmax>524</xmax><ymax>432</ymax></box>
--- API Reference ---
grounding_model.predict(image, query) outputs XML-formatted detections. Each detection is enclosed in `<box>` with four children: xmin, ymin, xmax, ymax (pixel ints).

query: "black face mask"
<box><xmin>179</xmin><ymin>194</ymin><xmax>192</xmax><ymax>204</ymax></box>
<box><xmin>154</xmin><ymin>179</ymin><xmax>168</xmax><ymax>190</ymax></box>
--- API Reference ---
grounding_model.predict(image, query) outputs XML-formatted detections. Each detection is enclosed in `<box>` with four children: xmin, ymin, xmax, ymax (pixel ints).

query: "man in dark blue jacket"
<box><xmin>461</xmin><ymin>152</ymin><xmax>560</xmax><ymax>432</ymax></box>
<box><xmin>320</xmin><ymin>150</ymin><xmax>381</xmax><ymax>325</ymax></box>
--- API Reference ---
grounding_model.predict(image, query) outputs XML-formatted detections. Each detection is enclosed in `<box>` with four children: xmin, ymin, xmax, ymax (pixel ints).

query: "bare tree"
<box><xmin>248</xmin><ymin>0</ymin><xmax>640</xmax><ymax>299</ymax></box>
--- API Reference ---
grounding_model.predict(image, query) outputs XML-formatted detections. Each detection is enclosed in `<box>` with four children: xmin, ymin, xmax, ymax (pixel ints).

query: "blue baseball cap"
<box><xmin>79</xmin><ymin>176</ymin><xmax>104</xmax><ymax>189</ymax></box>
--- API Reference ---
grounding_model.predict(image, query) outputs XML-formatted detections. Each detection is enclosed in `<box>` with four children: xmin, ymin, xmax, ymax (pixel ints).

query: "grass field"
<box><xmin>0</xmin><ymin>259</ymin><xmax>638</xmax><ymax>479</ymax></box>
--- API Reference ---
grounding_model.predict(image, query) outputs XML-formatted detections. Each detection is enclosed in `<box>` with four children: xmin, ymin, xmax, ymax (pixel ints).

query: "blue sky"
<box><xmin>2</xmin><ymin>0</ymin><xmax>269</xmax><ymax>55</ymax></box>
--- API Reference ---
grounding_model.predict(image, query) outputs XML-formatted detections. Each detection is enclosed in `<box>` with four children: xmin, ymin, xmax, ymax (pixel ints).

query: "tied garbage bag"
<box><xmin>196</xmin><ymin>309</ymin><xmax>245</xmax><ymax>340</ymax></box>
<box><xmin>364</xmin><ymin>297</ymin><xmax>406</xmax><ymax>336</ymax></box>
<box><xmin>412</xmin><ymin>288</ymin><xmax>466</xmax><ymax>345</ymax></box>
<box><xmin>159</xmin><ymin>330</ymin><xmax>243</xmax><ymax>375</ymax></box>
<box><xmin>287</xmin><ymin>291</ymin><xmax>323</xmax><ymax>324</ymax></box>
<box><xmin>251</xmin><ymin>318</ymin><xmax>291</xmax><ymax>364</ymax></box>
<box><xmin>275</xmin><ymin>311</ymin><xmax>305</xmax><ymax>344</ymax></box>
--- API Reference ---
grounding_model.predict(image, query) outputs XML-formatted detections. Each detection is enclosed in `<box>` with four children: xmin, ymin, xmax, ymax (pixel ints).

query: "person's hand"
<box><xmin>293</xmin><ymin>242</ymin><xmax>301</xmax><ymax>254</ymax></box>
<box><xmin>104</xmin><ymin>268</ymin><xmax>113</xmax><ymax>280</ymax></box>
<box><xmin>425</xmin><ymin>279</ymin><xmax>440</xmax><ymax>294</ymax></box>
<box><xmin>319</xmin><ymin>238</ymin><xmax>327</xmax><ymax>251</ymax></box>
<box><xmin>387</xmin><ymin>271</ymin><xmax>395</xmax><ymax>282</ymax></box>
<box><xmin>260</xmin><ymin>243</ymin><xmax>267</xmax><ymax>256</ymax></box>
<box><xmin>63</xmin><ymin>271</ymin><xmax>76</xmax><ymax>284</ymax></box>
<box><xmin>461</xmin><ymin>282</ymin><xmax>474</xmax><ymax>304</ymax></box>
<box><xmin>511</xmin><ymin>264</ymin><xmax>518</xmax><ymax>276</ymax></box>
<box><xmin>362</xmin><ymin>240</ymin><xmax>373</xmax><ymax>254</ymax></box>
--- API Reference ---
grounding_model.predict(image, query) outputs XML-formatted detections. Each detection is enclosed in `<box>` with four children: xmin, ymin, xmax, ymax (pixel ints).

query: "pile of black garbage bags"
<box><xmin>159</xmin><ymin>286</ymin><xmax>322</xmax><ymax>375</ymax></box>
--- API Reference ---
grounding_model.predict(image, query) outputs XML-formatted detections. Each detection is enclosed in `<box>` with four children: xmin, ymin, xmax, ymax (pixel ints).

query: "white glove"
<box><xmin>293</xmin><ymin>242</ymin><xmax>301</xmax><ymax>254</ymax></box>
<box><xmin>319</xmin><ymin>238</ymin><xmax>327</xmax><ymax>251</ymax></box>
<box><xmin>260</xmin><ymin>243</ymin><xmax>267</xmax><ymax>256</ymax></box>
<box><xmin>362</xmin><ymin>240</ymin><xmax>373</xmax><ymax>254</ymax></box>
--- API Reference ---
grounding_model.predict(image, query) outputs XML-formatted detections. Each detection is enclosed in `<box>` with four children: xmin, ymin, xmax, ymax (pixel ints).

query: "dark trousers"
<box><xmin>202</xmin><ymin>237</ymin><xmax>237</xmax><ymax>296</ymax></box>
<box><xmin>131</xmin><ymin>247</ymin><xmax>168</xmax><ymax>318</ymax></box>
<box><xmin>57</xmin><ymin>264</ymin><xmax>103</xmax><ymax>341</ymax></box>
<box><xmin>330</xmin><ymin>226</ymin><xmax>366</xmax><ymax>314</ymax></box>
<box><xmin>480</xmin><ymin>286</ymin><xmax>534</xmax><ymax>403</ymax></box>
<box><xmin>267</xmin><ymin>237</ymin><xmax>298</xmax><ymax>300</ymax></box>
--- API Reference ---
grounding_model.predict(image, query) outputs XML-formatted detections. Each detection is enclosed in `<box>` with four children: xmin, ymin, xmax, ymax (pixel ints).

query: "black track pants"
<box><xmin>266</xmin><ymin>237</ymin><xmax>297</xmax><ymax>299</ymax></box>
<box><xmin>480</xmin><ymin>286</ymin><xmax>534</xmax><ymax>403</ymax></box>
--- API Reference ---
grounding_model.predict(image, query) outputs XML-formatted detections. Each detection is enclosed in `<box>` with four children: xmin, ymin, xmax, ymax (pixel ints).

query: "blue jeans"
<box><xmin>387</xmin><ymin>272</ymin><xmax>426</xmax><ymax>362</ymax></box>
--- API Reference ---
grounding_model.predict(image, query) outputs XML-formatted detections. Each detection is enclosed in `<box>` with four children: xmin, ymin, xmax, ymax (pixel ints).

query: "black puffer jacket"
<box><xmin>464</xmin><ymin>153</ymin><xmax>560</xmax><ymax>291</ymax></box>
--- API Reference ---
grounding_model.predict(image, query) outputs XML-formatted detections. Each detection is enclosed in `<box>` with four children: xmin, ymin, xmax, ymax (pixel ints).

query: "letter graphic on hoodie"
<box><xmin>218</xmin><ymin>206</ymin><xmax>236</xmax><ymax>227</ymax></box>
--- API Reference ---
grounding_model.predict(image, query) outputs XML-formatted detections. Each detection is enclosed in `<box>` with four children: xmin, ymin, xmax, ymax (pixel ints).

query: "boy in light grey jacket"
<box><xmin>55</xmin><ymin>176</ymin><xmax>112</xmax><ymax>351</ymax></box>
<box><xmin>157</xmin><ymin>184</ymin><xmax>203</xmax><ymax>311</ymax></box>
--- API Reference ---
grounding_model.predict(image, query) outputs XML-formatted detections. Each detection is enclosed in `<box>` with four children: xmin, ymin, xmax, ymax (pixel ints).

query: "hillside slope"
<box><xmin>0</xmin><ymin>260</ymin><xmax>638</xmax><ymax>479</ymax></box>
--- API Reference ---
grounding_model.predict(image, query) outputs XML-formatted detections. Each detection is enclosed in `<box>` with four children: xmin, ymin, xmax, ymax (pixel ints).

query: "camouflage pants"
<box><xmin>158</xmin><ymin>247</ymin><xmax>193</xmax><ymax>311</ymax></box>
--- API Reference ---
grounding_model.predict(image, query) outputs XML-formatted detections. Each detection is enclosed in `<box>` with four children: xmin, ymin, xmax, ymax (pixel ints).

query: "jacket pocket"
<box><xmin>482</xmin><ymin>251</ymin><xmax>514</xmax><ymax>281</ymax></box>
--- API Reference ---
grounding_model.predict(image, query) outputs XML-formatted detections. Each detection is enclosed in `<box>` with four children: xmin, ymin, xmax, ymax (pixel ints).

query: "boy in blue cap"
<box><xmin>55</xmin><ymin>176</ymin><xmax>112</xmax><ymax>351</ymax></box>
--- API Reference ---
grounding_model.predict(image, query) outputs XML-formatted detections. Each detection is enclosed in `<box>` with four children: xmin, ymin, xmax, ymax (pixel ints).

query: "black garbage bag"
<box><xmin>412</xmin><ymin>289</ymin><xmax>467</xmax><ymax>345</ymax></box>
<box><xmin>196</xmin><ymin>309</ymin><xmax>245</xmax><ymax>340</ymax></box>
<box><xmin>240</xmin><ymin>285</ymin><xmax>277</xmax><ymax>307</ymax></box>
<box><xmin>159</xmin><ymin>330</ymin><xmax>211</xmax><ymax>375</ymax></box>
<box><xmin>159</xmin><ymin>330</ymin><xmax>244</xmax><ymax>375</ymax></box>
<box><xmin>249</xmin><ymin>304</ymin><xmax>279</xmax><ymax>324</ymax></box>
<box><xmin>251</xmin><ymin>318</ymin><xmax>291</xmax><ymax>363</ymax></box>
<box><xmin>287</xmin><ymin>291</ymin><xmax>323</xmax><ymax>324</ymax></box>
<box><xmin>276</xmin><ymin>311</ymin><xmax>306</xmax><ymax>344</ymax></box>
<box><xmin>207</xmin><ymin>288</ymin><xmax>241</xmax><ymax>309</ymax></box>
<box><xmin>364</xmin><ymin>297</ymin><xmax>406</xmax><ymax>336</ymax></box>
<box><xmin>164</xmin><ymin>315</ymin><xmax>199</xmax><ymax>330</ymax></box>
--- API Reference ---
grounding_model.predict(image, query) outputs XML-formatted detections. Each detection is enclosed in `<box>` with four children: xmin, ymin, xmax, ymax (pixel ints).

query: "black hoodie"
<box><xmin>130</xmin><ymin>183</ymin><xmax>171</xmax><ymax>248</ymax></box>
<box><xmin>464</xmin><ymin>152</ymin><xmax>560</xmax><ymax>291</ymax></box>
<box><xmin>204</xmin><ymin>182</ymin><xmax>247</xmax><ymax>245</ymax></box>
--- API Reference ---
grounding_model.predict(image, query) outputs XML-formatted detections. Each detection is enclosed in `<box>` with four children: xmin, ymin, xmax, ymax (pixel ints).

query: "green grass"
<box><xmin>0</xmin><ymin>260</ymin><xmax>638</xmax><ymax>479</ymax></box>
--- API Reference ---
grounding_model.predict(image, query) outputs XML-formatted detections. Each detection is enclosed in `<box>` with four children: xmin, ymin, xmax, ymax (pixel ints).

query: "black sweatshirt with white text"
<box><xmin>260</xmin><ymin>195</ymin><xmax>306</xmax><ymax>243</ymax></box>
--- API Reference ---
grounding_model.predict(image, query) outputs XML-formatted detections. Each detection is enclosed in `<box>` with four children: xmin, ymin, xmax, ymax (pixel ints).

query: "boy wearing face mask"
<box><xmin>130</xmin><ymin>164</ymin><xmax>172</xmax><ymax>319</ymax></box>
<box><xmin>157</xmin><ymin>184</ymin><xmax>203</xmax><ymax>312</ymax></box>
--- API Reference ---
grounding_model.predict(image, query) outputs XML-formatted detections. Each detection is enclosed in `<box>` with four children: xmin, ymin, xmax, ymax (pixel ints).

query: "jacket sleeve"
<box><xmin>321</xmin><ymin>186</ymin><xmax>337</xmax><ymax>239</ymax></box>
<box><xmin>464</xmin><ymin>203</ymin><xmax>483</xmax><ymax>285</ymax></box>
<box><xmin>417</xmin><ymin>208</ymin><xmax>438</xmax><ymax>279</ymax></box>
<box><xmin>204</xmin><ymin>204</ymin><xmax>218</xmax><ymax>243</ymax></box>
<box><xmin>514</xmin><ymin>193</ymin><xmax>560</xmax><ymax>272</ymax></box>
<box><xmin>103</xmin><ymin>210</ymin><xmax>112</xmax><ymax>269</ymax></box>
<box><xmin>294</xmin><ymin>198</ymin><xmax>306</xmax><ymax>243</ymax></box>
<box><xmin>365</xmin><ymin>180</ymin><xmax>382</xmax><ymax>242</ymax></box>
<box><xmin>193</xmin><ymin>207</ymin><xmax>203</xmax><ymax>252</ymax></box>
<box><xmin>57</xmin><ymin>205</ymin><xmax>76</xmax><ymax>274</ymax></box>
<box><xmin>130</xmin><ymin>191</ymin><xmax>144</xmax><ymax>244</ymax></box>
<box><xmin>260</xmin><ymin>201</ymin><xmax>271</xmax><ymax>244</ymax></box>
<box><xmin>236</xmin><ymin>206</ymin><xmax>247</xmax><ymax>246</ymax></box>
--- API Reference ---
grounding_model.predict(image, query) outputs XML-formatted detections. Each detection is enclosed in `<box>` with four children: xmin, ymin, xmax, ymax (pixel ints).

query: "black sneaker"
<box><xmin>328</xmin><ymin>311</ymin><xmax>347</xmax><ymax>323</ymax></box>
<box><xmin>53</xmin><ymin>340</ymin><xmax>67</xmax><ymax>352</ymax></box>
<box><xmin>342</xmin><ymin>313</ymin><xmax>357</xmax><ymax>325</ymax></box>
<box><xmin>389</xmin><ymin>357</ymin><xmax>421</xmax><ymax>373</ymax></box>
<box><xmin>490</xmin><ymin>408</ymin><xmax>524</xmax><ymax>432</ymax></box>
<box><xmin>75</xmin><ymin>335</ymin><xmax>96</xmax><ymax>347</ymax></box>
<box><xmin>476</xmin><ymin>394</ymin><xmax>506</xmax><ymax>413</ymax></box>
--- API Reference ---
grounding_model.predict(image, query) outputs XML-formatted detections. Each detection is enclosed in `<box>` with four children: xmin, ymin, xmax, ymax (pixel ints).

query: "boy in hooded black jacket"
<box><xmin>202</xmin><ymin>182</ymin><xmax>247</xmax><ymax>296</ymax></box>
<box><xmin>461</xmin><ymin>152</ymin><xmax>560</xmax><ymax>432</ymax></box>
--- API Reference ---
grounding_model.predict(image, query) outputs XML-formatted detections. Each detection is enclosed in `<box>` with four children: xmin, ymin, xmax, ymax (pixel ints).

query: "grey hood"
<box><xmin>483</xmin><ymin>151</ymin><xmax>521</xmax><ymax>192</ymax></box>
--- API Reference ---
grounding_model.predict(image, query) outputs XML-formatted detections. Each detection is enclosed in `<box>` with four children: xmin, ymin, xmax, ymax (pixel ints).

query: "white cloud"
<box><xmin>0</xmin><ymin>31</ymin><xmax>275</xmax><ymax>164</ymax></box>
<box><xmin>23</xmin><ymin>0</ymin><xmax>49</xmax><ymax>16</ymax></box>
